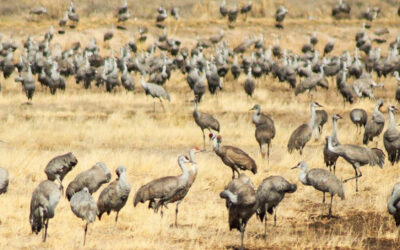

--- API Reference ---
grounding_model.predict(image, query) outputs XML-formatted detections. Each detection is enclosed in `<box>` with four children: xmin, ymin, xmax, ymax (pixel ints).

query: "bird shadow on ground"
<box><xmin>21</xmin><ymin>102</ymin><xmax>32</xmax><ymax>106</ymax></box>
<box><xmin>169</xmin><ymin>223</ymin><xmax>194</xmax><ymax>228</ymax></box>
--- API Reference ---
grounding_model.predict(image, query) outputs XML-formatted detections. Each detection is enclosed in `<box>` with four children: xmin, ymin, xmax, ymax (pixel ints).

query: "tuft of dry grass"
<box><xmin>1</xmin><ymin>7</ymin><xmax>400</xmax><ymax>250</ymax></box>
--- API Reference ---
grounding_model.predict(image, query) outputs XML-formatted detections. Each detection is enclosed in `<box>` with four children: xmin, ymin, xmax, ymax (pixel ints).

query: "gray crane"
<box><xmin>66</xmin><ymin>162</ymin><xmax>111</xmax><ymax>200</ymax></box>
<box><xmin>70</xmin><ymin>187</ymin><xmax>98</xmax><ymax>245</ymax></box>
<box><xmin>193</xmin><ymin>101</ymin><xmax>220</xmax><ymax>150</ymax></box>
<box><xmin>388</xmin><ymin>182</ymin><xmax>400</xmax><ymax>226</ymax></box>
<box><xmin>256</xmin><ymin>176</ymin><xmax>296</xmax><ymax>236</ymax></box>
<box><xmin>323</xmin><ymin>114</ymin><xmax>342</xmax><ymax>173</ymax></box>
<box><xmin>44</xmin><ymin>152</ymin><xmax>78</xmax><ymax>194</ymax></box>
<box><xmin>121</xmin><ymin>61</ymin><xmax>135</xmax><ymax>91</ymax></box>
<box><xmin>97</xmin><ymin>166</ymin><xmax>131</xmax><ymax>223</ymax></box>
<box><xmin>209</xmin><ymin>132</ymin><xmax>257</xmax><ymax>179</ymax></box>
<box><xmin>275</xmin><ymin>6</ymin><xmax>288</xmax><ymax>29</ymax></box>
<box><xmin>219</xmin><ymin>174</ymin><xmax>256</xmax><ymax>250</ymax></box>
<box><xmin>0</xmin><ymin>167</ymin><xmax>9</xmax><ymax>194</ymax></box>
<box><xmin>292</xmin><ymin>161</ymin><xmax>345</xmax><ymax>217</ymax></box>
<box><xmin>326</xmin><ymin>136</ymin><xmax>385</xmax><ymax>192</ymax></box>
<box><xmin>29</xmin><ymin>180</ymin><xmax>61</xmax><ymax>242</ymax></box>
<box><xmin>154</xmin><ymin>147</ymin><xmax>200</xmax><ymax>227</ymax></box>
<box><xmin>288</xmin><ymin>102</ymin><xmax>323</xmax><ymax>155</ymax></box>
<box><xmin>134</xmin><ymin>155</ymin><xmax>191</xmax><ymax>220</ymax></box>
<box><xmin>103</xmin><ymin>24</ymin><xmax>114</xmax><ymax>42</ymax></box>
<box><xmin>243</xmin><ymin>67</ymin><xmax>255</xmax><ymax>97</ymax></box>
<box><xmin>314</xmin><ymin>110</ymin><xmax>328</xmax><ymax>140</ymax></box>
<box><xmin>350</xmin><ymin>108</ymin><xmax>368</xmax><ymax>134</ymax></box>
<box><xmin>363</xmin><ymin>99</ymin><xmax>385</xmax><ymax>146</ymax></box>
<box><xmin>250</xmin><ymin>104</ymin><xmax>275</xmax><ymax>159</ymax></box>
<box><xmin>324</xmin><ymin>38</ymin><xmax>335</xmax><ymax>56</ymax></box>
<box><xmin>15</xmin><ymin>64</ymin><xmax>36</xmax><ymax>103</ymax></box>
<box><xmin>141</xmin><ymin>75</ymin><xmax>170</xmax><ymax>112</ymax></box>
<box><xmin>384</xmin><ymin>105</ymin><xmax>400</xmax><ymax>165</ymax></box>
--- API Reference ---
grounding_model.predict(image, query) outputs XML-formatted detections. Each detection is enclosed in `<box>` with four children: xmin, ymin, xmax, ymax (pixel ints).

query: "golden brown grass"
<box><xmin>0</xmin><ymin>11</ymin><xmax>400</xmax><ymax>250</ymax></box>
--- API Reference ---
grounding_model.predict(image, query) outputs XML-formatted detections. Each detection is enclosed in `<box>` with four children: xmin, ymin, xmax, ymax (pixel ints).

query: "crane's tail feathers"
<box><xmin>371</xmin><ymin>148</ymin><xmax>385</xmax><ymax>168</ymax></box>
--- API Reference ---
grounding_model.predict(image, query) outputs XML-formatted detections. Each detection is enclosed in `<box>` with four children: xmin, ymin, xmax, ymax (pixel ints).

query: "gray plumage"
<box><xmin>104</xmin><ymin>25</ymin><xmax>114</xmax><ymax>42</ymax></box>
<box><xmin>141</xmin><ymin>75</ymin><xmax>170</xmax><ymax>111</ymax></box>
<box><xmin>288</xmin><ymin>102</ymin><xmax>322</xmax><ymax>155</ymax></box>
<box><xmin>29</xmin><ymin>180</ymin><xmax>61</xmax><ymax>242</ymax></box>
<box><xmin>193</xmin><ymin>101</ymin><xmax>220</xmax><ymax>150</ymax></box>
<box><xmin>44</xmin><ymin>152</ymin><xmax>78</xmax><ymax>194</ymax></box>
<box><xmin>133</xmin><ymin>155</ymin><xmax>191</xmax><ymax>220</ymax></box>
<box><xmin>292</xmin><ymin>161</ymin><xmax>344</xmax><ymax>217</ymax></box>
<box><xmin>121</xmin><ymin>62</ymin><xmax>135</xmax><ymax>91</ymax></box>
<box><xmin>243</xmin><ymin>68</ymin><xmax>255</xmax><ymax>97</ymax></box>
<box><xmin>323</xmin><ymin>114</ymin><xmax>342</xmax><ymax>173</ymax></box>
<box><xmin>363</xmin><ymin>99</ymin><xmax>385</xmax><ymax>145</ymax></box>
<box><xmin>210</xmin><ymin>132</ymin><xmax>257</xmax><ymax>179</ymax></box>
<box><xmin>70</xmin><ymin>187</ymin><xmax>98</xmax><ymax>245</ymax></box>
<box><xmin>16</xmin><ymin>64</ymin><xmax>36</xmax><ymax>101</ymax></box>
<box><xmin>350</xmin><ymin>108</ymin><xmax>368</xmax><ymax>134</ymax></box>
<box><xmin>315</xmin><ymin>110</ymin><xmax>328</xmax><ymax>136</ymax></box>
<box><xmin>30</xmin><ymin>7</ymin><xmax>47</xmax><ymax>15</ymax></box>
<box><xmin>0</xmin><ymin>167</ymin><xmax>9</xmax><ymax>194</ymax></box>
<box><xmin>66</xmin><ymin>162</ymin><xmax>112</xmax><ymax>201</ymax></box>
<box><xmin>327</xmin><ymin>136</ymin><xmax>385</xmax><ymax>192</ymax></box>
<box><xmin>250</xmin><ymin>104</ymin><xmax>275</xmax><ymax>159</ymax></box>
<box><xmin>97</xmin><ymin>166</ymin><xmax>131</xmax><ymax>223</ymax></box>
<box><xmin>295</xmin><ymin>69</ymin><xmax>324</xmax><ymax>96</ymax></box>
<box><xmin>384</xmin><ymin>106</ymin><xmax>400</xmax><ymax>166</ymax></box>
<box><xmin>256</xmin><ymin>176</ymin><xmax>296</xmax><ymax>236</ymax></box>
<box><xmin>219</xmin><ymin>174</ymin><xmax>256</xmax><ymax>250</ymax></box>
<box><xmin>388</xmin><ymin>182</ymin><xmax>400</xmax><ymax>226</ymax></box>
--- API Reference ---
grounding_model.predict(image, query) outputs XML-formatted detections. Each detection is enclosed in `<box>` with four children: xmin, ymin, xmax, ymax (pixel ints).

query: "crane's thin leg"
<box><xmin>240</xmin><ymin>221</ymin><xmax>245</xmax><ymax>250</ymax></box>
<box><xmin>175</xmin><ymin>203</ymin><xmax>179</xmax><ymax>227</ymax></box>
<box><xmin>329</xmin><ymin>195</ymin><xmax>333</xmax><ymax>218</ymax></box>
<box><xmin>115</xmin><ymin>211</ymin><xmax>119</xmax><ymax>223</ymax></box>
<box><xmin>333</xmin><ymin>161</ymin><xmax>336</xmax><ymax>174</ymax></box>
<box><xmin>153</xmin><ymin>100</ymin><xmax>156</xmax><ymax>112</ymax></box>
<box><xmin>56</xmin><ymin>177</ymin><xmax>64</xmax><ymax>195</ymax></box>
<box><xmin>160</xmin><ymin>206</ymin><xmax>164</xmax><ymax>218</ymax></box>
<box><xmin>231</xmin><ymin>169</ymin><xmax>235</xmax><ymax>179</ymax></box>
<box><xmin>260</xmin><ymin>144</ymin><xmax>265</xmax><ymax>159</ymax></box>
<box><xmin>322</xmin><ymin>192</ymin><xmax>325</xmax><ymax>203</ymax></box>
<box><xmin>83</xmin><ymin>223</ymin><xmax>88</xmax><ymax>246</ymax></box>
<box><xmin>264</xmin><ymin>204</ymin><xmax>268</xmax><ymax>237</ymax></box>
<box><xmin>274</xmin><ymin>207</ymin><xmax>277</xmax><ymax>226</ymax></box>
<box><xmin>43</xmin><ymin>218</ymin><xmax>49</xmax><ymax>242</ymax></box>
<box><xmin>159</xmin><ymin>99</ymin><xmax>166</xmax><ymax>112</ymax></box>
<box><xmin>343</xmin><ymin>167</ymin><xmax>362</xmax><ymax>193</ymax></box>
<box><xmin>202</xmin><ymin>129</ymin><xmax>206</xmax><ymax>151</ymax></box>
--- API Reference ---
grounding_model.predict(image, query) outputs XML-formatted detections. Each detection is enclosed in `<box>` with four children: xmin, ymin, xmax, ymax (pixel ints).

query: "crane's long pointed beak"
<box><xmin>291</xmin><ymin>166</ymin><xmax>298</xmax><ymax>169</ymax></box>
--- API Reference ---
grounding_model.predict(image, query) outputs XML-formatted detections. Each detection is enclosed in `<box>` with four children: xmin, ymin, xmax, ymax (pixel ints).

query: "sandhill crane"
<box><xmin>209</xmin><ymin>29</ymin><xmax>225</xmax><ymax>44</ymax></box>
<box><xmin>363</xmin><ymin>99</ymin><xmax>385</xmax><ymax>146</ymax></box>
<box><xmin>350</xmin><ymin>108</ymin><xmax>368</xmax><ymax>135</ymax></box>
<box><xmin>288</xmin><ymin>102</ymin><xmax>323</xmax><ymax>155</ymax></box>
<box><xmin>388</xmin><ymin>182</ymin><xmax>400</xmax><ymax>226</ymax></box>
<box><xmin>275</xmin><ymin>6</ymin><xmax>288</xmax><ymax>29</ymax></box>
<box><xmin>66</xmin><ymin>162</ymin><xmax>111</xmax><ymax>201</ymax></box>
<box><xmin>68</xmin><ymin>2</ymin><xmax>79</xmax><ymax>23</ymax></box>
<box><xmin>30</xmin><ymin>7</ymin><xmax>47</xmax><ymax>15</ymax></box>
<box><xmin>153</xmin><ymin>147</ymin><xmax>200</xmax><ymax>227</ymax></box>
<box><xmin>121</xmin><ymin>62</ymin><xmax>135</xmax><ymax>91</ymax></box>
<box><xmin>0</xmin><ymin>167</ymin><xmax>9</xmax><ymax>194</ymax></box>
<box><xmin>292</xmin><ymin>161</ymin><xmax>344</xmax><ymax>217</ymax></box>
<box><xmin>171</xmin><ymin>7</ymin><xmax>179</xmax><ymax>19</ymax></box>
<box><xmin>324</xmin><ymin>38</ymin><xmax>335</xmax><ymax>56</ymax></box>
<box><xmin>209</xmin><ymin>132</ymin><xmax>257</xmax><ymax>179</ymax></box>
<box><xmin>193</xmin><ymin>101</ymin><xmax>220</xmax><ymax>150</ymax></box>
<box><xmin>243</xmin><ymin>67</ymin><xmax>255</xmax><ymax>97</ymax></box>
<box><xmin>104</xmin><ymin>24</ymin><xmax>114</xmax><ymax>42</ymax></box>
<box><xmin>70</xmin><ymin>187</ymin><xmax>98</xmax><ymax>245</ymax></box>
<box><xmin>327</xmin><ymin>136</ymin><xmax>385</xmax><ymax>192</ymax></box>
<box><xmin>310</xmin><ymin>31</ymin><xmax>318</xmax><ymax>45</ymax></box>
<box><xmin>315</xmin><ymin>110</ymin><xmax>328</xmax><ymax>139</ymax></box>
<box><xmin>29</xmin><ymin>180</ymin><xmax>61</xmax><ymax>242</ymax></box>
<box><xmin>295</xmin><ymin>67</ymin><xmax>325</xmax><ymax>96</ymax></box>
<box><xmin>219</xmin><ymin>0</ymin><xmax>228</xmax><ymax>17</ymax></box>
<box><xmin>118</xmin><ymin>0</ymin><xmax>128</xmax><ymax>14</ymax></box>
<box><xmin>240</xmin><ymin>1</ymin><xmax>252</xmax><ymax>20</ymax></box>
<box><xmin>228</xmin><ymin>4</ymin><xmax>239</xmax><ymax>24</ymax></box>
<box><xmin>141</xmin><ymin>75</ymin><xmax>170</xmax><ymax>112</ymax></box>
<box><xmin>15</xmin><ymin>64</ymin><xmax>36</xmax><ymax>103</ymax></box>
<box><xmin>97</xmin><ymin>166</ymin><xmax>131</xmax><ymax>223</ymax></box>
<box><xmin>134</xmin><ymin>155</ymin><xmax>191</xmax><ymax>220</ymax></box>
<box><xmin>250</xmin><ymin>105</ymin><xmax>275</xmax><ymax>159</ymax></box>
<box><xmin>44</xmin><ymin>152</ymin><xmax>78</xmax><ymax>194</ymax></box>
<box><xmin>324</xmin><ymin>114</ymin><xmax>342</xmax><ymax>173</ymax></box>
<box><xmin>384</xmin><ymin>106</ymin><xmax>400</xmax><ymax>165</ymax></box>
<box><xmin>256</xmin><ymin>176</ymin><xmax>296</xmax><ymax>236</ymax></box>
<box><xmin>219</xmin><ymin>174</ymin><xmax>256</xmax><ymax>250</ymax></box>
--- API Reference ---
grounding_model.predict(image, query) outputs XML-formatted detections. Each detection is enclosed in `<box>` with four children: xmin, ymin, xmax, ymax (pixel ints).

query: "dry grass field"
<box><xmin>1</xmin><ymin>1</ymin><xmax>400</xmax><ymax>249</ymax></box>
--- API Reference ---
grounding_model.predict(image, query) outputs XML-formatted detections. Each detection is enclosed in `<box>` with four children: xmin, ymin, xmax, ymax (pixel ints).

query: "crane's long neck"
<box><xmin>332</xmin><ymin>118</ymin><xmax>338</xmax><ymax>140</ymax></box>
<box><xmin>326</xmin><ymin>137</ymin><xmax>339</xmax><ymax>154</ymax></box>
<box><xmin>221</xmin><ymin>190</ymin><xmax>237</xmax><ymax>204</ymax></box>
<box><xmin>212</xmin><ymin>137</ymin><xmax>220</xmax><ymax>152</ymax></box>
<box><xmin>374</xmin><ymin>103</ymin><xmax>381</xmax><ymax>115</ymax></box>
<box><xmin>389</xmin><ymin>109</ymin><xmax>396</xmax><ymax>128</ymax></box>
<box><xmin>308</xmin><ymin>105</ymin><xmax>316</xmax><ymax>128</ymax></box>
<box><xmin>253</xmin><ymin>107</ymin><xmax>260</xmax><ymax>123</ymax></box>
<box><xmin>178</xmin><ymin>159</ymin><xmax>189</xmax><ymax>181</ymax></box>
<box><xmin>298</xmin><ymin>165</ymin><xmax>309</xmax><ymax>186</ymax></box>
<box><xmin>342</xmin><ymin>70</ymin><xmax>346</xmax><ymax>83</ymax></box>
<box><xmin>141</xmin><ymin>76</ymin><xmax>147</xmax><ymax>89</ymax></box>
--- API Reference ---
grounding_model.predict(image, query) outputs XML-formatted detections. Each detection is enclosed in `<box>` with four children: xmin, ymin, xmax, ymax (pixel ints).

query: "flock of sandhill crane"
<box><xmin>1</xmin><ymin>0</ymin><xmax>400</xmax><ymax>249</ymax></box>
